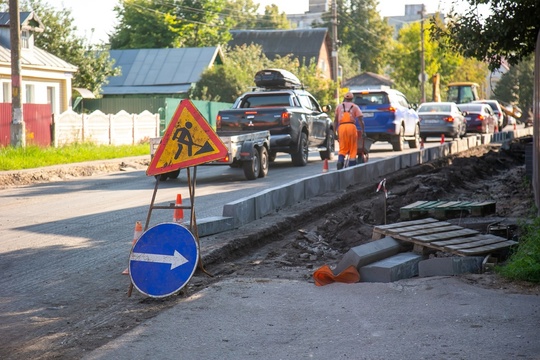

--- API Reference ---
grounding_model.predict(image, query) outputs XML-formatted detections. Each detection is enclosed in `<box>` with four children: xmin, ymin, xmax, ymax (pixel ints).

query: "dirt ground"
<box><xmin>2</xmin><ymin>137</ymin><xmax>540</xmax><ymax>359</ymax></box>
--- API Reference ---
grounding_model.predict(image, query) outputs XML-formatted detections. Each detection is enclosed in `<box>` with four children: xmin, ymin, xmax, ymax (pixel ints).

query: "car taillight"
<box><xmin>216</xmin><ymin>114</ymin><xmax>221</xmax><ymax>128</ymax></box>
<box><xmin>444</xmin><ymin>116</ymin><xmax>454</xmax><ymax>123</ymax></box>
<box><xmin>477</xmin><ymin>115</ymin><xmax>484</xmax><ymax>121</ymax></box>
<box><xmin>380</xmin><ymin>106</ymin><xmax>396</xmax><ymax>112</ymax></box>
<box><xmin>281</xmin><ymin>111</ymin><xmax>291</xmax><ymax>125</ymax></box>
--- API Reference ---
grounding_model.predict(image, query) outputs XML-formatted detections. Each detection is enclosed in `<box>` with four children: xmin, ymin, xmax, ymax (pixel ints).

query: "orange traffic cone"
<box><xmin>440</xmin><ymin>134</ymin><xmax>445</xmax><ymax>144</ymax></box>
<box><xmin>173</xmin><ymin>194</ymin><xmax>184</xmax><ymax>222</ymax></box>
<box><xmin>322</xmin><ymin>159</ymin><xmax>329</xmax><ymax>173</ymax></box>
<box><xmin>122</xmin><ymin>221</ymin><xmax>143</xmax><ymax>275</ymax></box>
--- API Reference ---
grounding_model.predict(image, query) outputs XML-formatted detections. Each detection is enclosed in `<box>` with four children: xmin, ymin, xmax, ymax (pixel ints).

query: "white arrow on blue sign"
<box><xmin>129</xmin><ymin>222</ymin><xmax>199</xmax><ymax>298</ymax></box>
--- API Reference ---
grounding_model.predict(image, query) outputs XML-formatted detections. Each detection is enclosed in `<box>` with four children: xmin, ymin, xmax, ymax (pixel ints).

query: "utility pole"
<box><xmin>419</xmin><ymin>4</ymin><xmax>426</xmax><ymax>103</ymax></box>
<box><xmin>9</xmin><ymin>0</ymin><xmax>24</xmax><ymax>147</ymax></box>
<box><xmin>331</xmin><ymin>0</ymin><xmax>339</xmax><ymax>106</ymax></box>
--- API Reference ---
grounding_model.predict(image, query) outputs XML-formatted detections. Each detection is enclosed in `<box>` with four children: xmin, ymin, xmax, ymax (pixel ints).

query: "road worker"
<box><xmin>334</xmin><ymin>92</ymin><xmax>364</xmax><ymax>170</ymax></box>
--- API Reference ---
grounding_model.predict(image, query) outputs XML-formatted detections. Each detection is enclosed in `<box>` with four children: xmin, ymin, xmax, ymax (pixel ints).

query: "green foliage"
<box><xmin>497</xmin><ymin>216</ymin><xmax>540</xmax><ymax>283</ymax></box>
<box><xmin>338</xmin><ymin>45</ymin><xmax>361</xmax><ymax>83</ymax></box>
<box><xmin>190</xmin><ymin>44</ymin><xmax>336</xmax><ymax>106</ymax></box>
<box><xmin>21</xmin><ymin>0</ymin><xmax>119</xmax><ymax>95</ymax></box>
<box><xmin>319</xmin><ymin>0</ymin><xmax>393</xmax><ymax>74</ymax></box>
<box><xmin>493</xmin><ymin>56</ymin><xmax>534</xmax><ymax>113</ymax></box>
<box><xmin>254</xmin><ymin>4</ymin><xmax>290</xmax><ymax>29</ymax></box>
<box><xmin>110</xmin><ymin>0</ymin><xmax>178</xmax><ymax>49</ymax></box>
<box><xmin>0</xmin><ymin>143</ymin><xmax>149</xmax><ymax>171</ymax></box>
<box><xmin>387</xmin><ymin>20</ymin><xmax>488</xmax><ymax>103</ymax></box>
<box><xmin>430</xmin><ymin>1</ymin><xmax>540</xmax><ymax>71</ymax></box>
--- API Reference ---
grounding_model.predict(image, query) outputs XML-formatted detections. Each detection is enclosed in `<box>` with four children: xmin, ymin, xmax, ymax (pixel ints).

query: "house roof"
<box><xmin>228</xmin><ymin>29</ymin><xmax>328</xmax><ymax>66</ymax></box>
<box><xmin>102</xmin><ymin>46</ymin><xmax>224</xmax><ymax>95</ymax></box>
<box><xmin>343</xmin><ymin>72</ymin><xmax>394</xmax><ymax>88</ymax></box>
<box><xmin>0</xmin><ymin>44</ymin><xmax>77</xmax><ymax>71</ymax></box>
<box><xmin>0</xmin><ymin>11</ymin><xmax>44</xmax><ymax>32</ymax></box>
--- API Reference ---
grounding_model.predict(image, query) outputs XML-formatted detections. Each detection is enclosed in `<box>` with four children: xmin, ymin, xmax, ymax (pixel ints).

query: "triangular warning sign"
<box><xmin>147</xmin><ymin>100</ymin><xmax>228</xmax><ymax>176</ymax></box>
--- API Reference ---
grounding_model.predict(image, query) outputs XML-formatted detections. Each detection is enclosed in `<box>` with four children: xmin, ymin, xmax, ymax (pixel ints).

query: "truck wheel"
<box><xmin>408</xmin><ymin>124</ymin><xmax>420</xmax><ymax>148</ymax></box>
<box><xmin>243</xmin><ymin>149</ymin><xmax>261</xmax><ymax>180</ymax></box>
<box><xmin>319</xmin><ymin>130</ymin><xmax>335</xmax><ymax>160</ymax></box>
<box><xmin>391</xmin><ymin>125</ymin><xmax>405</xmax><ymax>151</ymax></box>
<box><xmin>258</xmin><ymin>146</ymin><xmax>269</xmax><ymax>178</ymax></box>
<box><xmin>291</xmin><ymin>132</ymin><xmax>308</xmax><ymax>166</ymax></box>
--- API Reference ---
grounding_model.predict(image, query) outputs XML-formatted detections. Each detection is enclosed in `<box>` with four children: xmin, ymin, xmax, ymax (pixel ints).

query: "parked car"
<box><xmin>351</xmin><ymin>89</ymin><xmax>420</xmax><ymax>151</ymax></box>
<box><xmin>416</xmin><ymin>102</ymin><xmax>466</xmax><ymax>142</ymax></box>
<box><xmin>472</xmin><ymin>100</ymin><xmax>506</xmax><ymax>129</ymax></box>
<box><xmin>458</xmin><ymin>103</ymin><xmax>497</xmax><ymax>134</ymax></box>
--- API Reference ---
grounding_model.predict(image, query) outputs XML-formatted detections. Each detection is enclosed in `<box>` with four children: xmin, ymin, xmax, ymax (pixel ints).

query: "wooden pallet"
<box><xmin>372</xmin><ymin>218</ymin><xmax>517</xmax><ymax>256</ymax></box>
<box><xmin>400</xmin><ymin>200</ymin><xmax>496</xmax><ymax>220</ymax></box>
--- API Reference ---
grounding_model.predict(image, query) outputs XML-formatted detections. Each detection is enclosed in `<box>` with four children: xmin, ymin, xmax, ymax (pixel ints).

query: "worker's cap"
<box><xmin>344</xmin><ymin>92</ymin><xmax>354</xmax><ymax>100</ymax></box>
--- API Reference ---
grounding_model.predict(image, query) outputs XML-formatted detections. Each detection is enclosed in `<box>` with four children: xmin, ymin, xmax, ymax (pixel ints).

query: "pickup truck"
<box><xmin>216</xmin><ymin>69</ymin><xmax>334</xmax><ymax>166</ymax></box>
<box><xmin>150</xmin><ymin>130</ymin><xmax>270</xmax><ymax>181</ymax></box>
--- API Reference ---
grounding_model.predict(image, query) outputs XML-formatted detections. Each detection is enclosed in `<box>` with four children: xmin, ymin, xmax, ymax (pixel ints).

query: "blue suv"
<box><xmin>351</xmin><ymin>89</ymin><xmax>420</xmax><ymax>151</ymax></box>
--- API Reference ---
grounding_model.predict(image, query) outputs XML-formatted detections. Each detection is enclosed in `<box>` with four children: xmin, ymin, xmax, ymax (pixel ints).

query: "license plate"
<box><xmin>423</xmin><ymin>119</ymin><xmax>439</xmax><ymax>124</ymax></box>
<box><xmin>363</xmin><ymin>112</ymin><xmax>373</xmax><ymax>118</ymax></box>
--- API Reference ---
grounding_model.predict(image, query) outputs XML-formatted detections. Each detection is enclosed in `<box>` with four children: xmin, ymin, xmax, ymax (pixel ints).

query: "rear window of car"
<box><xmin>418</xmin><ymin>104</ymin><xmax>450</xmax><ymax>113</ymax></box>
<box><xmin>240</xmin><ymin>94</ymin><xmax>292</xmax><ymax>108</ymax></box>
<box><xmin>459</xmin><ymin>104</ymin><xmax>482</xmax><ymax>112</ymax></box>
<box><xmin>353</xmin><ymin>93</ymin><xmax>389</xmax><ymax>106</ymax></box>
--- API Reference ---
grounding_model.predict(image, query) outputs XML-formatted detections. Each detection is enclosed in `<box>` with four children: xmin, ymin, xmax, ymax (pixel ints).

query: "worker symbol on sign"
<box><xmin>172</xmin><ymin>121</ymin><xmax>214</xmax><ymax>159</ymax></box>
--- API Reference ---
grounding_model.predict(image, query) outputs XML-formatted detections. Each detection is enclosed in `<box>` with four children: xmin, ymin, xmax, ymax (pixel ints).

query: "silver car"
<box><xmin>417</xmin><ymin>102</ymin><xmax>467</xmax><ymax>142</ymax></box>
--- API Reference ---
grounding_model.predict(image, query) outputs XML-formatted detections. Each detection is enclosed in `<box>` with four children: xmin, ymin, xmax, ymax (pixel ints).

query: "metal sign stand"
<box><xmin>127</xmin><ymin>166</ymin><xmax>212</xmax><ymax>297</ymax></box>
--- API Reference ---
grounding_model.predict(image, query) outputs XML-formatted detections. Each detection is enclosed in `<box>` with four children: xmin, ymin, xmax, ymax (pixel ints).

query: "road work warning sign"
<box><xmin>147</xmin><ymin>99</ymin><xmax>228</xmax><ymax>176</ymax></box>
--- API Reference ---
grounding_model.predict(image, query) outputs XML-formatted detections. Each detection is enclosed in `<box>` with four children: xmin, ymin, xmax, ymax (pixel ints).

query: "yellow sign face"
<box><xmin>147</xmin><ymin>100</ymin><xmax>228</xmax><ymax>176</ymax></box>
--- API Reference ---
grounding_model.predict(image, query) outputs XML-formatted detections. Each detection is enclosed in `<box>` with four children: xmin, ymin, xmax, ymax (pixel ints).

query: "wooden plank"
<box><xmin>400</xmin><ymin>201</ymin><xmax>429</xmax><ymax>210</ymax></box>
<box><xmin>435</xmin><ymin>201</ymin><xmax>461</xmax><ymax>208</ymax></box>
<box><xmin>373</xmin><ymin>218</ymin><xmax>439</xmax><ymax>231</ymax></box>
<box><xmin>443</xmin><ymin>235</ymin><xmax>510</xmax><ymax>251</ymax></box>
<box><xmin>458</xmin><ymin>240</ymin><xmax>518</xmax><ymax>255</ymax></box>
<box><xmin>401</xmin><ymin>225</ymin><xmax>466</xmax><ymax>238</ymax></box>
<box><xmin>410</xmin><ymin>228</ymin><xmax>479</xmax><ymax>243</ymax></box>
<box><xmin>377</xmin><ymin>221</ymin><xmax>451</xmax><ymax>236</ymax></box>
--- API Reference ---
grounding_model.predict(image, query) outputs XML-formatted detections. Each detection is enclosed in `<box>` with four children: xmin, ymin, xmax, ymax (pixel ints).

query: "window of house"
<box><xmin>25</xmin><ymin>84</ymin><xmax>34</xmax><ymax>103</ymax></box>
<box><xmin>47</xmin><ymin>86</ymin><xmax>56</xmax><ymax>113</ymax></box>
<box><xmin>2</xmin><ymin>82</ymin><xmax>11</xmax><ymax>102</ymax></box>
<box><xmin>21</xmin><ymin>30</ymin><xmax>30</xmax><ymax>49</ymax></box>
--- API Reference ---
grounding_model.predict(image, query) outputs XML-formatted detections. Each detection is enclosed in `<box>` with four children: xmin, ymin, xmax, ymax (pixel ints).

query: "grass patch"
<box><xmin>0</xmin><ymin>142</ymin><xmax>149</xmax><ymax>171</ymax></box>
<box><xmin>497</xmin><ymin>216</ymin><xmax>540</xmax><ymax>283</ymax></box>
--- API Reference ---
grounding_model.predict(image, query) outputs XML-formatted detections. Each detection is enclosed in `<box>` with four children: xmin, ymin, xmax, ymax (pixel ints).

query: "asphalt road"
<box><xmin>3</xmin><ymin>130</ymin><xmax>534</xmax><ymax>359</ymax></box>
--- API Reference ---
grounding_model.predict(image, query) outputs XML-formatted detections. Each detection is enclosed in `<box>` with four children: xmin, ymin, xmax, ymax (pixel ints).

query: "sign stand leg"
<box><xmin>127</xmin><ymin>177</ymin><xmax>161</xmax><ymax>297</ymax></box>
<box><xmin>186</xmin><ymin>167</ymin><xmax>213</xmax><ymax>278</ymax></box>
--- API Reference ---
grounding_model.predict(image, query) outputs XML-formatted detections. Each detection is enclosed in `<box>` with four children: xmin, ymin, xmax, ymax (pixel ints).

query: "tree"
<box><xmin>19</xmin><ymin>0</ymin><xmax>118</xmax><ymax>95</ymax></box>
<box><xmin>319</xmin><ymin>0</ymin><xmax>393</xmax><ymax>74</ymax></box>
<box><xmin>254</xmin><ymin>5</ymin><xmax>290</xmax><ymax>29</ymax></box>
<box><xmin>110</xmin><ymin>0</ymin><xmax>265</xmax><ymax>49</ymax></box>
<box><xmin>494</xmin><ymin>56</ymin><xmax>534</xmax><ymax>114</ymax></box>
<box><xmin>387</xmin><ymin>19</ymin><xmax>487</xmax><ymax>103</ymax></box>
<box><xmin>109</xmin><ymin>0</ymin><xmax>177</xmax><ymax>49</ymax></box>
<box><xmin>431</xmin><ymin>0</ymin><xmax>540</xmax><ymax>71</ymax></box>
<box><xmin>190</xmin><ymin>44</ymin><xmax>335</xmax><ymax>105</ymax></box>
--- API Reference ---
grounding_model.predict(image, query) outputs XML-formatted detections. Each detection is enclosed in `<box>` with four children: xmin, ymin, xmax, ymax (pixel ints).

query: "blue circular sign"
<box><xmin>129</xmin><ymin>222</ymin><xmax>199</xmax><ymax>298</ymax></box>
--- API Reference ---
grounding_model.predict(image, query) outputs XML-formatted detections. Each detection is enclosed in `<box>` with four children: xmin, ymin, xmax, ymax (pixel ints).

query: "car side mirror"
<box><xmin>323</xmin><ymin>104</ymin><xmax>332</xmax><ymax>113</ymax></box>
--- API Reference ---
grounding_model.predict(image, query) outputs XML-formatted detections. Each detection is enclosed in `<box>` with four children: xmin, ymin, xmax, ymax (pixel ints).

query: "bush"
<box><xmin>497</xmin><ymin>216</ymin><xmax>540</xmax><ymax>283</ymax></box>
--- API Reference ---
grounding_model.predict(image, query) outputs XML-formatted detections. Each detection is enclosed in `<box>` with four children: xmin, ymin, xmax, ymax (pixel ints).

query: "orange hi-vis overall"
<box><xmin>337</xmin><ymin>103</ymin><xmax>358</xmax><ymax>161</ymax></box>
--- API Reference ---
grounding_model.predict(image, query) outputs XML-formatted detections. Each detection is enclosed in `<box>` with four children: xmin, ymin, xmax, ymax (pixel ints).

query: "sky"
<box><xmin>44</xmin><ymin>0</ymin><xmax>463</xmax><ymax>45</ymax></box>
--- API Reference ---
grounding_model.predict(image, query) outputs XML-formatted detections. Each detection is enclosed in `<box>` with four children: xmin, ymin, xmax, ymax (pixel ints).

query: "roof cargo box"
<box><xmin>254</xmin><ymin>69</ymin><xmax>302</xmax><ymax>89</ymax></box>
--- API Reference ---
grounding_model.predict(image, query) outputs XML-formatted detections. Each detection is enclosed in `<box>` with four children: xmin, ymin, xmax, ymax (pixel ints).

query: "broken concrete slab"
<box><xmin>333</xmin><ymin>236</ymin><xmax>404</xmax><ymax>275</ymax></box>
<box><xmin>359</xmin><ymin>252</ymin><xmax>423</xmax><ymax>283</ymax></box>
<box><xmin>418</xmin><ymin>256</ymin><xmax>484</xmax><ymax>277</ymax></box>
